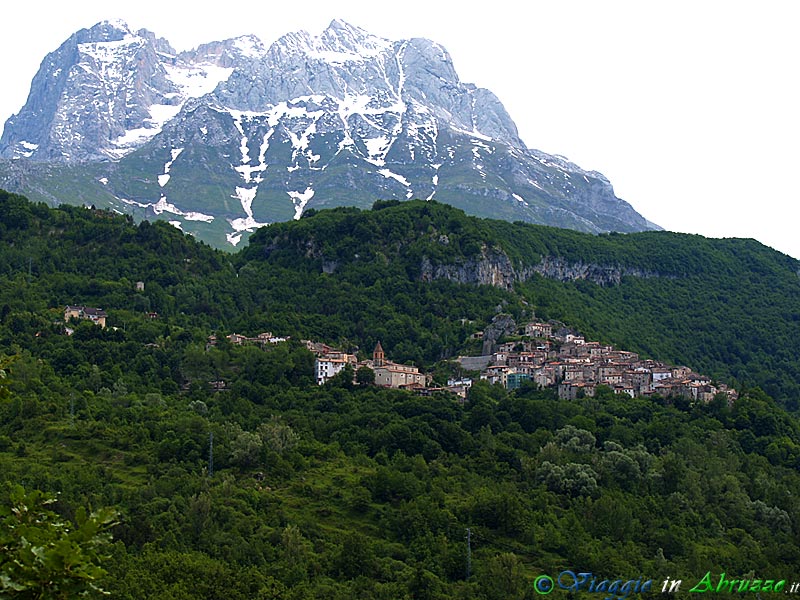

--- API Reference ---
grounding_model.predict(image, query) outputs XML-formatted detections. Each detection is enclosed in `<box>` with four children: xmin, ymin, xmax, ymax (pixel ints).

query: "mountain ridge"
<box><xmin>1</xmin><ymin>19</ymin><xmax>659</xmax><ymax>249</ymax></box>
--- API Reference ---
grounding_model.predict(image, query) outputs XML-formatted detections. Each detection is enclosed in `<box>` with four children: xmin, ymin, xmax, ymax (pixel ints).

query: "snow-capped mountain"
<box><xmin>0</xmin><ymin>19</ymin><xmax>659</xmax><ymax>248</ymax></box>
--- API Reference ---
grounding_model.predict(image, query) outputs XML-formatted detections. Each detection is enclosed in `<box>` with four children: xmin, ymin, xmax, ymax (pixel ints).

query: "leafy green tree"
<box><xmin>0</xmin><ymin>486</ymin><xmax>117</xmax><ymax>598</ymax></box>
<box><xmin>333</xmin><ymin>531</ymin><xmax>376</xmax><ymax>580</ymax></box>
<box><xmin>479</xmin><ymin>553</ymin><xmax>526</xmax><ymax>600</ymax></box>
<box><xmin>356</xmin><ymin>366</ymin><xmax>375</xmax><ymax>386</ymax></box>
<box><xmin>229</xmin><ymin>429</ymin><xmax>262</xmax><ymax>468</ymax></box>
<box><xmin>328</xmin><ymin>363</ymin><xmax>355</xmax><ymax>389</ymax></box>
<box><xmin>536</xmin><ymin>461</ymin><xmax>600</xmax><ymax>498</ymax></box>
<box><xmin>257</xmin><ymin>416</ymin><xmax>299</xmax><ymax>455</ymax></box>
<box><xmin>554</xmin><ymin>424</ymin><xmax>596</xmax><ymax>453</ymax></box>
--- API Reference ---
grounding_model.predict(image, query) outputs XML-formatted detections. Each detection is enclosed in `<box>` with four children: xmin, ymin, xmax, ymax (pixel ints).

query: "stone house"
<box><xmin>558</xmin><ymin>381</ymin><xmax>596</xmax><ymax>400</ymax></box>
<box><xmin>64</xmin><ymin>305</ymin><xmax>107</xmax><ymax>328</ymax></box>
<box><xmin>525</xmin><ymin>322</ymin><xmax>553</xmax><ymax>339</ymax></box>
<box><xmin>368</xmin><ymin>342</ymin><xmax>426</xmax><ymax>389</ymax></box>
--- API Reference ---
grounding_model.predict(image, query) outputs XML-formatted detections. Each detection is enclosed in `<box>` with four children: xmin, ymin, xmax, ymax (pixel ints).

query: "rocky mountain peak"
<box><xmin>85</xmin><ymin>19</ymin><xmax>133</xmax><ymax>40</ymax></box>
<box><xmin>317</xmin><ymin>19</ymin><xmax>392</xmax><ymax>58</ymax></box>
<box><xmin>0</xmin><ymin>19</ymin><xmax>660</xmax><ymax>249</ymax></box>
<box><xmin>181</xmin><ymin>35</ymin><xmax>267</xmax><ymax>68</ymax></box>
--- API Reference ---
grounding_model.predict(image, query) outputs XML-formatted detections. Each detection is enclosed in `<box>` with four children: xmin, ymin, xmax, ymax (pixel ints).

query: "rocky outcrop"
<box><xmin>420</xmin><ymin>246</ymin><xmax>662</xmax><ymax>289</ymax></box>
<box><xmin>481</xmin><ymin>313</ymin><xmax>517</xmax><ymax>355</ymax></box>
<box><xmin>528</xmin><ymin>256</ymin><xmax>661</xmax><ymax>286</ymax></box>
<box><xmin>420</xmin><ymin>249</ymin><xmax>517</xmax><ymax>289</ymax></box>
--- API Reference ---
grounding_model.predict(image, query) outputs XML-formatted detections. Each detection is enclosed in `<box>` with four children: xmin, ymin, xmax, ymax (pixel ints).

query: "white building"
<box><xmin>315</xmin><ymin>352</ymin><xmax>356</xmax><ymax>385</ymax></box>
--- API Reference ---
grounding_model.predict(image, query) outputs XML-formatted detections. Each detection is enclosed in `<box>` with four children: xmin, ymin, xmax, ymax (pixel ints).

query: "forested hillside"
<box><xmin>242</xmin><ymin>199</ymin><xmax>800</xmax><ymax>406</ymax></box>
<box><xmin>1</xmin><ymin>190</ymin><xmax>799</xmax><ymax>598</ymax></box>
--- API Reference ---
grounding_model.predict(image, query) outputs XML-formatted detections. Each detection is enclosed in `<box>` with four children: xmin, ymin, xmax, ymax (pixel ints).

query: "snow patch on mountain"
<box><xmin>379</xmin><ymin>168</ymin><xmax>414</xmax><ymax>197</ymax></box>
<box><xmin>120</xmin><ymin>195</ymin><xmax>214</xmax><ymax>223</ymax></box>
<box><xmin>16</xmin><ymin>141</ymin><xmax>38</xmax><ymax>158</ymax></box>
<box><xmin>288</xmin><ymin>120</ymin><xmax>322</xmax><ymax>166</ymax></box>
<box><xmin>289</xmin><ymin>188</ymin><xmax>315</xmax><ymax>220</ymax></box>
<box><xmin>158</xmin><ymin>147</ymin><xmax>184</xmax><ymax>187</ymax></box>
<box><xmin>228</xmin><ymin>186</ymin><xmax>269</xmax><ymax>244</ymax></box>
<box><xmin>0</xmin><ymin>18</ymin><xmax>660</xmax><ymax>245</ymax></box>
<box><xmin>451</xmin><ymin>126</ymin><xmax>493</xmax><ymax>143</ymax></box>
<box><xmin>364</xmin><ymin>136</ymin><xmax>391</xmax><ymax>166</ymax></box>
<box><xmin>165</xmin><ymin>62</ymin><xmax>234</xmax><ymax>99</ymax></box>
<box><xmin>231</xmin><ymin>113</ymin><xmax>272</xmax><ymax>183</ymax></box>
<box><xmin>233</xmin><ymin>35</ymin><xmax>268</xmax><ymax>59</ymax></box>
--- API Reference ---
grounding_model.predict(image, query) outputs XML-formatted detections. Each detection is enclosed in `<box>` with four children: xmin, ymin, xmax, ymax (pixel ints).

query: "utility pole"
<box><xmin>208</xmin><ymin>432</ymin><xmax>214</xmax><ymax>477</ymax></box>
<box><xmin>466</xmin><ymin>528</ymin><xmax>472</xmax><ymax>579</ymax></box>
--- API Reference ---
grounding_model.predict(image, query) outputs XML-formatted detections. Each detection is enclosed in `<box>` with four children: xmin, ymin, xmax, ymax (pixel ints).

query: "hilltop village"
<box><xmin>311</xmin><ymin>319</ymin><xmax>739</xmax><ymax>405</ymax></box>
<box><xmin>63</xmin><ymin>302</ymin><xmax>736</xmax><ymax>405</ymax></box>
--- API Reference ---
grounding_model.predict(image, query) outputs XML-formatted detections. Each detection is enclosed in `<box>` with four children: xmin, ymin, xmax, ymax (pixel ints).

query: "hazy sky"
<box><xmin>2</xmin><ymin>1</ymin><xmax>798</xmax><ymax>258</ymax></box>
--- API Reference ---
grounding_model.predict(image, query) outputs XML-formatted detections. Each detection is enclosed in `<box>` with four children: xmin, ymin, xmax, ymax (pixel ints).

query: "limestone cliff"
<box><xmin>420</xmin><ymin>246</ymin><xmax>661</xmax><ymax>289</ymax></box>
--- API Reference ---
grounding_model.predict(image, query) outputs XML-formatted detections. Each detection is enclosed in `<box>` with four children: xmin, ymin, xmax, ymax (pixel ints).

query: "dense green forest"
<box><xmin>1</xmin><ymin>190</ymin><xmax>799</xmax><ymax>598</ymax></box>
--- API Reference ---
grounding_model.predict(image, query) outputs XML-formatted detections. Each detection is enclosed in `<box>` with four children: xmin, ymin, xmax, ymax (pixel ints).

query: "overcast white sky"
<box><xmin>2</xmin><ymin>1</ymin><xmax>798</xmax><ymax>258</ymax></box>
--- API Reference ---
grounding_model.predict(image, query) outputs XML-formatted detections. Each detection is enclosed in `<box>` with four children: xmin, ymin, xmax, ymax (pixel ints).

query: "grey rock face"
<box><xmin>2</xmin><ymin>21</ymin><xmax>182</xmax><ymax>161</ymax></box>
<box><xmin>420</xmin><ymin>247</ymin><xmax>663</xmax><ymax>289</ymax></box>
<box><xmin>421</xmin><ymin>250</ymin><xmax>518</xmax><ymax>289</ymax></box>
<box><xmin>481</xmin><ymin>314</ymin><xmax>518</xmax><ymax>355</ymax></box>
<box><xmin>529</xmin><ymin>256</ymin><xmax>662</xmax><ymax>286</ymax></box>
<box><xmin>0</xmin><ymin>18</ymin><xmax>660</xmax><ymax>249</ymax></box>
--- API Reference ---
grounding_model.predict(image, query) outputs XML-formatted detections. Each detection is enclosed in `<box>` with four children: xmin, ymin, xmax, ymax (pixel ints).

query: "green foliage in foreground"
<box><xmin>0</xmin><ymin>485</ymin><xmax>117</xmax><ymax>598</ymax></box>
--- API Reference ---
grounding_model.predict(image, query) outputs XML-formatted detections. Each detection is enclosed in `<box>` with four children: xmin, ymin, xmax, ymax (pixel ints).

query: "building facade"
<box><xmin>64</xmin><ymin>305</ymin><xmax>107</xmax><ymax>328</ymax></box>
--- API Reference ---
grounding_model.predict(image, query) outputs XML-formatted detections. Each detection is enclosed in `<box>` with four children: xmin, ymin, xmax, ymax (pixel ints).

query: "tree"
<box><xmin>229</xmin><ymin>430</ymin><xmax>263</xmax><ymax>468</ymax></box>
<box><xmin>356</xmin><ymin>366</ymin><xmax>375</xmax><ymax>386</ymax></box>
<box><xmin>333</xmin><ymin>531</ymin><xmax>376</xmax><ymax>579</ymax></box>
<box><xmin>479</xmin><ymin>553</ymin><xmax>526</xmax><ymax>600</ymax></box>
<box><xmin>258</xmin><ymin>416</ymin><xmax>299</xmax><ymax>455</ymax></box>
<box><xmin>328</xmin><ymin>363</ymin><xmax>355</xmax><ymax>389</ymax></box>
<box><xmin>0</xmin><ymin>486</ymin><xmax>117</xmax><ymax>598</ymax></box>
